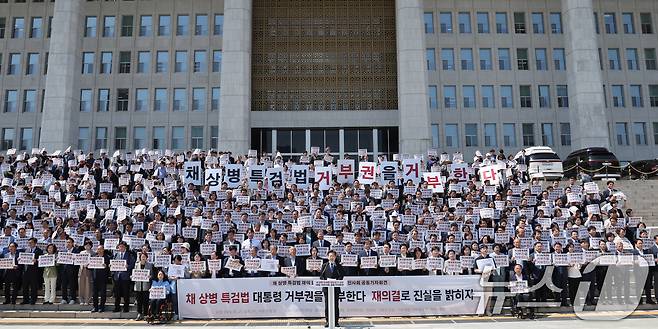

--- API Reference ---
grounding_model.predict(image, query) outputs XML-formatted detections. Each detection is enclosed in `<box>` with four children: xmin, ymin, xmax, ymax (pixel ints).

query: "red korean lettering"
<box><xmin>360</xmin><ymin>165</ymin><xmax>374</xmax><ymax>180</ymax></box>
<box><xmin>185</xmin><ymin>293</ymin><xmax>196</xmax><ymax>304</ymax></box>
<box><xmin>404</xmin><ymin>163</ymin><xmax>418</xmax><ymax>178</ymax></box>
<box><xmin>339</xmin><ymin>164</ymin><xmax>353</xmax><ymax>179</ymax></box>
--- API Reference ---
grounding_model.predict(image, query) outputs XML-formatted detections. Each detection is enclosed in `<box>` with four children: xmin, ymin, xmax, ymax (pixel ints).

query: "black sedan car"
<box><xmin>622</xmin><ymin>159</ymin><xmax>658</xmax><ymax>179</ymax></box>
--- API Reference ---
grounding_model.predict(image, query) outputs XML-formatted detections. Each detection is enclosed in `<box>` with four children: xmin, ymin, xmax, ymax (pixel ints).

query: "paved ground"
<box><xmin>0</xmin><ymin>310</ymin><xmax>657</xmax><ymax>328</ymax></box>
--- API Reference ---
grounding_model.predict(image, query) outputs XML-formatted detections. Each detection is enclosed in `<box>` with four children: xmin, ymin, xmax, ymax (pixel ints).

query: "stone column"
<box><xmin>562</xmin><ymin>0</ymin><xmax>610</xmax><ymax>149</ymax></box>
<box><xmin>396</xmin><ymin>0</ymin><xmax>432</xmax><ymax>156</ymax></box>
<box><xmin>218</xmin><ymin>0</ymin><xmax>252</xmax><ymax>154</ymax></box>
<box><xmin>39</xmin><ymin>0</ymin><xmax>83</xmax><ymax>152</ymax></box>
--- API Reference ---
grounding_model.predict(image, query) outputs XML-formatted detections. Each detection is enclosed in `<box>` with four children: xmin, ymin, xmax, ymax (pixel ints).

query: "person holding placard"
<box><xmin>339</xmin><ymin>242</ymin><xmax>358</xmax><ymax>276</ymax></box>
<box><xmin>305</xmin><ymin>247</ymin><xmax>324</xmax><ymax>277</ymax></box>
<box><xmin>550</xmin><ymin>242</ymin><xmax>570</xmax><ymax>306</ymax></box>
<box><xmin>510</xmin><ymin>264</ymin><xmax>534</xmax><ymax>319</ymax></box>
<box><xmin>41</xmin><ymin>244</ymin><xmax>58</xmax><ymax>305</ymax></box>
<box><xmin>358</xmin><ymin>240</ymin><xmax>378</xmax><ymax>276</ymax></box>
<box><xmin>565</xmin><ymin>243</ymin><xmax>583</xmax><ymax>305</ymax></box>
<box><xmin>20</xmin><ymin>237</ymin><xmax>42</xmax><ymax>305</ymax></box>
<box><xmin>283</xmin><ymin>246</ymin><xmax>305</xmax><ymax>277</ymax></box>
<box><xmin>112</xmin><ymin>241</ymin><xmax>135</xmax><ymax>313</ymax></box>
<box><xmin>2</xmin><ymin>242</ymin><xmax>20</xmax><ymax>304</ymax></box>
<box><xmin>527</xmin><ymin>241</ymin><xmax>548</xmax><ymax>303</ymax></box>
<box><xmin>59</xmin><ymin>237</ymin><xmax>80</xmax><ymax>305</ymax></box>
<box><xmin>190</xmin><ymin>252</ymin><xmax>207</xmax><ymax>279</ymax></box>
<box><xmin>148</xmin><ymin>270</ymin><xmax>174</xmax><ymax>319</ymax></box>
<box><xmin>613</xmin><ymin>241</ymin><xmax>632</xmax><ymax>305</ymax></box>
<box><xmin>243</xmin><ymin>247</ymin><xmax>261</xmax><ymax>277</ymax></box>
<box><xmin>91</xmin><ymin>245</ymin><xmax>111</xmax><ymax>312</ymax></box>
<box><xmin>133</xmin><ymin>252</ymin><xmax>153</xmax><ymax>321</ymax></box>
<box><xmin>207</xmin><ymin>251</ymin><xmax>223</xmax><ymax>279</ymax></box>
<box><xmin>221</xmin><ymin>245</ymin><xmax>243</xmax><ymax>278</ymax></box>
<box><xmin>319</xmin><ymin>250</ymin><xmax>344</xmax><ymax>328</ymax></box>
<box><xmin>263</xmin><ymin>245</ymin><xmax>284</xmax><ymax>277</ymax></box>
<box><xmin>397</xmin><ymin>244</ymin><xmax>412</xmax><ymax>276</ymax></box>
<box><xmin>650</xmin><ymin>235</ymin><xmax>658</xmax><ymax>304</ymax></box>
<box><xmin>632</xmin><ymin>239</ymin><xmax>655</xmax><ymax>305</ymax></box>
<box><xmin>77</xmin><ymin>240</ymin><xmax>94</xmax><ymax>306</ymax></box>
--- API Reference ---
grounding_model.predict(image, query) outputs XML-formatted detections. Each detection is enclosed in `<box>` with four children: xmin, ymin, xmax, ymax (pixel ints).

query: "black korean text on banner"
<box><xmin>248</xmin><ymin>165</ymin><xmax>266</xmax><ymax>189</ymax></box>
<box><xmin>379</xmin><ymin>161</ymin><xmax>398</xmax><ymax>185</ymax></box>
<box><xmin>223</xmin><ymin>164</ymin><xmax>244</xmax><ymax>188</ymax></box>
<box><xmin>266</xmin><ymin>167</ymin><xmax>283</xmax><ymax>190</ymax></box>
<box><xmin>450</xmin><ymin>163</ymin><xmax>471</xmax><ymax>183</ymax></box>
<box><xmin>290</xmin><ymin>165</ymin><xmax>309</xmax><ymax>188</ymax></box>
<box><xmin>204</xmin><ymin>168</ymin><xmax>222</xmax><ymax>192</ymax></box>
<box><xmin>184</xmin><ymin>161</ymin><xmax>203</xmax><ymax>186</ymax></box>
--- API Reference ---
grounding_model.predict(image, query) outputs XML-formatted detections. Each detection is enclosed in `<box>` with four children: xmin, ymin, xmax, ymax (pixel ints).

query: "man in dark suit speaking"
<box><xmin>319</xmin><ymin>250</ymin><xmax>344</xmax><ymax>327</ymax></box>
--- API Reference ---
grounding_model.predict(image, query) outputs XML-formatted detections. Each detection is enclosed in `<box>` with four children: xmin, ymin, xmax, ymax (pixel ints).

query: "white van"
<box><xmin>513</xmin><ymin>146</ymin><xmax>564</xmax><ymax>180</ymax></box>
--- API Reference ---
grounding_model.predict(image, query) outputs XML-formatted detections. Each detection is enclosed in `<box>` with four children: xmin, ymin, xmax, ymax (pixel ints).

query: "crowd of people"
<box><xmin>0</xmin><ymin>147</ymin><xmax>656</xmax><ymax>320</ymax></box>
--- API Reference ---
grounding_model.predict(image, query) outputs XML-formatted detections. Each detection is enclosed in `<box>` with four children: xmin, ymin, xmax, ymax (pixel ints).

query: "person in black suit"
<box><xmin>633</xmin><ymin>239</ymin><xmax>655</xmax><ymax>304</ymax></box>
<box><xmin>358</xmin><ymin>239</ymin><xmax>378</xmax><ymax>276</ymax></box>
<box><xmin>319</xmin><ymin>250</ymin><xmax>344</xmax><ymax>327</ymax></box>
<box><xmin>510</xmin><ymin>263</ymin><xmax>534</xmax><ymax>319</ymax></box>
<box><xmin>283</xmin><ymin>246</ymin><xmax>305</xmax><ymax>277</ymax></box>
<box><xmin>527</xmin><ymin>242</ymin><xmax>548</xmax><ymax>302</ymax></box>
<box><xmin>341</xmin><ymin>242</ymin><xmax>358</xmax><ymax>276</ymax></box>
<box><xmin>60</xmin><ymin>237</ymin><xmax>82</xmax><ymax>304</ymax></box>
<box><xmin>91</xmin><ymin>245</ymin><xmax>111</xmax><ymax>312</ymax></box>
<box><xmin>650</xmin><ymin>235</ymin><xmax>658</xmax><ymax>304</ymax></box>
<box><xmin>21</xmin><ymin>238</ymin><xmax>42</xmax><ymax>304</ymax></box>
<box><xmin>378</xmin><ymin>242</ymin><xmax>397</xmax><ymax>276</ymax></box>
<box><xmin>312</xmin><ymin>230</ymin><xmax>331</xmax><ymax>248</ymax></box>
<box><xmin>222</xmin><ymin>245</ymin><xmax>243</xmax><ymax>278</ymax></box>
<box><xmin>112</xmin><ymin>241</ymin><xmax>135</xmax><ymax>312</ymax></box>
<box><xmin>263</xmin><ymin>245</ymin><xmax>285</xmax><ymax>277</ymax></box>
<box><xmin>600</xmin><ymin>180</ymin><xmax>617</xmax><ymax>202</ymax></box>
<box><xmin>2</xmin><ymin>242</ymin><xmax>21</xmax><ymax>304</ymax></box>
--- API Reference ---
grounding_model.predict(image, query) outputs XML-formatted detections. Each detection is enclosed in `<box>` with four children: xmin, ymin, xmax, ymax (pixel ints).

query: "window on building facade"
<box><xmin>465</xmin><ymin>123</ymin><xmax>478</xmax><ymax>147</ymax></box>
<box><xmin>503</xmin><ymin>123</ymin><xmax>516</xmax><ymax>147</ymax></box>
<box><xmin>560</xmin><ymin>123</ymin><xmax>571</xmax><ymax>146</ymax></box>
<box><xmin>522</xmin><ymin>123</ymin><xmax>535</xmax><ymax>146</ymax></box>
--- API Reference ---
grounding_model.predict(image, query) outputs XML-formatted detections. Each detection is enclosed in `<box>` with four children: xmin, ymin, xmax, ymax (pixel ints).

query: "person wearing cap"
<box><xmin>112</xmin><ymin>241</ymin><xmax>135</xmax><ymax>313</ymax></box>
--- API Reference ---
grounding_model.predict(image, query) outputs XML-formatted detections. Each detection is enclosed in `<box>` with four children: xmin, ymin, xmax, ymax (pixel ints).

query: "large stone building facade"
<box><xmin>0</xmin><ymin>0</ymin><xmax>657</xmax><ymax>161</ymax></box>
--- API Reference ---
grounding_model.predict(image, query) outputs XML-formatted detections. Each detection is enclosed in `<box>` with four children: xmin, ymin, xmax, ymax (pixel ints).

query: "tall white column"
<box><xmin>396</xmin><ymin>0</ymin><xmax>431</xmax><ymax>156</ymax></box>
<box><xmin>218</xmin><ymin>0</ymin><xmax>252</xmax><ymax>154</ymax></box>
<box><xmin>39</xmin><ymin>0</ymin><xmax>83</xmax><ymax>152</ymax></box>
<box><xmin>562</xmin><ymin>0</ymin><xmax>610</xmax><ymax>149</ymax></box>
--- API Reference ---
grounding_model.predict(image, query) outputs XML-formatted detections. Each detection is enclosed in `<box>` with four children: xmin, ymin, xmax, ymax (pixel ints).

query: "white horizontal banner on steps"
<box><xmin>177</xmin><ymin>276</ymin><xmax>482</xmax><ymax>319</ymax></box>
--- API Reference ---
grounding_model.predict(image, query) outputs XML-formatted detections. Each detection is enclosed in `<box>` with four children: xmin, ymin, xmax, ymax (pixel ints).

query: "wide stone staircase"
<box><xmin>594</xmin><ymin>179</ymin><xmax>658</xmax><ymax>227</ymax></box>
<box><xmin>1</xmin><ymin>180</ymin><xmax>657</xmax><ymax>319</ymax></box>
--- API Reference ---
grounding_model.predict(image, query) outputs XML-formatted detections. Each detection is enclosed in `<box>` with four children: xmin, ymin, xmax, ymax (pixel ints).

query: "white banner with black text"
<box><xmin>177</xmin><ymin>275</ymin><xmax>482</xmax><ymax>319</ymax></box>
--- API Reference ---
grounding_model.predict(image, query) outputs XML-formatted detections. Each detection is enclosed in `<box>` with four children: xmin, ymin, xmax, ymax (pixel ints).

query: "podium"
<box><xmin>313</xmin><ymin>280</ymin><xmax>346</xmax><ymax>329</ymax></box>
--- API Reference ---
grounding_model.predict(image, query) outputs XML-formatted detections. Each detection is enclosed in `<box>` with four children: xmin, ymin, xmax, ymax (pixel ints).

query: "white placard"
<box><xmin>132</xmin><ymin>269</ymin><xmax>151</xmax><ymax>282</ymax></box>
<box><xmin>110</xmin><ymin>259</ymin><xmax>127</xmax><ymax>272</ymax></box>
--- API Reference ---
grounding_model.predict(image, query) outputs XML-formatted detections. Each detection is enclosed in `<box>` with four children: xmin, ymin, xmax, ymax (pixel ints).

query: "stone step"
<box><xmin>0</xmin><ymin>310</ymin><xmax>136</xmax><ymax>319</ymax></box>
